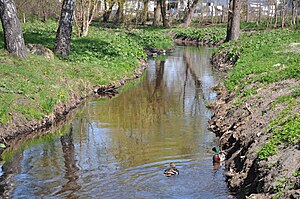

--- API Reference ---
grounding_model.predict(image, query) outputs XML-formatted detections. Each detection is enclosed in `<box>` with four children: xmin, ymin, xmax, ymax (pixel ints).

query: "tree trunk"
<box><xmin>257</xmin><ymin>0</ymin><xmax>262</xmax><ymax>24</ymax></box>
<box><xmin>274</xmin><ymin>2</ymin><xmax>278</xmax><ymax>28</ymax></box>
<box><xmin>153</xmin><ymin>0</ymin><xmax>161</xmax><ymax>26</ymax></box>
<box><xmin>0</xmin><ymin>0</ymin><xmax>27</xmax><ymax>59</ymax></box>
<box><xmin>291</xmin><ymin>0</ymin><xmax>297</xmax><ymax>25</ymax></box>
<box><xmin>280</xmin><ymin>0</ymin><xmax>286</xmax><ymax>28</ymax></box>
<box><xmin>225</xmin><ymin>0</ymin><xmax>241</xmax><ymax>42</ymax></box>
<box><xmin>54</xmin><ymin>0</ymin><xmax>76</xmax><ymax>56</ymax></box>
<box><xmin>75</xmin><ymin>0</ymin><xmax>97</xmax><ymax>37</ymax></box>
<box><xmin>135</xmin><ymin>0</ymin><xmax>141</xmax><ymax>27</ymax></box>
<box><xmin>246</xmin><ymin>1</ymin><xmax>249</xmax><ymax>22</ymax></box>
<box><xmin>183</xmin><ymin>0</ymin><xmax>199</xmax><ymax>27</ymax></box>
<box><xmin>221</xmin><ymin>6</ymin><xmax>225</xmax><ymax>23</ymax></box>
<box><xmin>103</xmin><ymin>2</ymin><xmax>114</xmax><ymax>22</ymax></box>
<box><xmin>211</xmin><ymin>5</ymin><xmax>214</xmax><ymax>24</ymax></box>
<box><xmin>160</xmin><ymin>0</ymin><xmax>170</xmax><ymax>28</ymax></box>
<box><xmin>141</xmin><ymin>0</ymin><xmax>149</xmax><ymax>25</ymax></box>
<box><xmin>115</xmin><ymin>1</ymin><xmax>124</xmax><ymax>23</ymax></box>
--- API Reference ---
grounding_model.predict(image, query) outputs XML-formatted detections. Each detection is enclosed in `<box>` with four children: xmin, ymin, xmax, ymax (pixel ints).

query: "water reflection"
<box><xmin>2</xmin><ymin>46</ymin><xmax>227</xmax><ymax>198</ymax></box>
<box><xmin>56</xmin><ymin>127</ymin><xmax>80</xmax><ymax>197</ymax></box>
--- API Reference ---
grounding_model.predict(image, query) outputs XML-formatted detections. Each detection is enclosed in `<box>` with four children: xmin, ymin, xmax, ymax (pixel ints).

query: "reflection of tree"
<box><xmin>0</xmin><ymin>152</ymin><xmax>23</xmax><ymax>197</ymax></box>
<box><xmin>56</xmin><ymin>127</ymin><xmax>80</xmax><ymax>197</ymax></box>
<box><xmin>183</xmin><ymin>49</ymin><xmax>205</xmax><ymax>117</ymax></box>
<box><xmin>81</xmin><ymin>47</ymin><xmax>216</xmax><ymax>168</ymax></box>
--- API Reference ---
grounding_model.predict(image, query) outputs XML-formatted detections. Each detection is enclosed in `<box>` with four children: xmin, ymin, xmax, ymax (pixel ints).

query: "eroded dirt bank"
<box><xmin>209</xmin><ymin>54</ymin><xmax>300</xmax><ymax>198</ymax></box>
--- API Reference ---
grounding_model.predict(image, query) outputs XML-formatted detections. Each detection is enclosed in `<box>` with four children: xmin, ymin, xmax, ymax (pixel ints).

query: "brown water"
<box><xmin>1</xmin><ymin>46</ymin><xmax>228</xmax><ymax>198</ymax></box>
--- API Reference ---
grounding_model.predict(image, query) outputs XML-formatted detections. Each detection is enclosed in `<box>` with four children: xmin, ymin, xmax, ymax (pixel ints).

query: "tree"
<box><xmin>160</xmin><ymin>0</ymin><xmax>170</xmax><ymax>28</ymax></box>
<box><xmin>114</xmin><ymin>0</ymin><xmax>125</xmax><ymax>23</ymax></box>
<box><xmin>280</xmin><ymin>0</ymin><xmax>287</xmax><ymax>28</ymax></box>
<box><xmin>74</xmin><ymin>0</ymin><xmax>98</xmax><ymax>37</ymax></box>
<box><xmin>0</xmin><ymin>0</ymin><xmax>27</xmax><ymax>59</ymax></box>
<box><xmin>54</xmin><ymin>0</ymin><xmax>76</xmax><ymax>56</ymax></box>
<box><xmin>141</xmin><ymin>0</ymin><xmax>149</xmax><ymax>25</ymax></box>
<box><xmin>183</xmin><ymin>0</ymin><xmax>199</xmax><ymax>28</ymax></box>
<box><xmin>103</xmin><ymin>0</ymin><xmax>115</xmax><ymax>22</ymax></box>
<box><xmin>15</xmin><ymin>0</ymin><xmax>62</xmax><ymax>23</ymax></box>
<box><xmin>225</xmin><ymin>0</ymin><xmax>241</xmax><ymax>42</ymax></box>
<box><xmin>152</xmin><ymin>0</ymin><xmax>161</xmax><ymax>26</ymax></box>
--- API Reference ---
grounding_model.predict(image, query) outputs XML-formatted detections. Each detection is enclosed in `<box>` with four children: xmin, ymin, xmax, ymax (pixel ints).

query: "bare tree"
<box><xmin>74</xmin><ymin>0</ymin><xmax>98</xmax><ymax>37</ymax></box>
<box><xmin>153</xmin><ymin>0</ymin><xmax>161</xmax><ymax>26</ymax></box>
<box><xmin>280</xmin><ymin>0</ymin><xmax>287</xmax><ymax>28</ymax></box>
<box><xmin>183</xmin><ymin>0</ymin><xmax>199</xmax><ymax>27</ymax></box>
<box><xmin>291</xmin><ymin>0</ymin><xmax>297</xmax><ymax>25</ymax></box>
<box><xmin>141</xmin><ymin>0</ymin><xmax>149</xmax><ymax>25</ymax></box>
<box><xmin>54</xmin><ymin>0</ymin><xmax>76</xmax><ymax>56</ymax></box>
<box><xmin>0</xmin><ymin>0</ymin><xmax>27</xmax><ymax>59</ymax></box>
<box><xmin>225</xmin><ymin>0</ymin><xmax>241</xmax><ymax>41</ymax></box>
<box><xmin>160</xmin><ymin>0</ymin><xmax>170</xmax><ymax>28</ymax></box>
<box><xmin>114</xmin><ymin>0</ymin><xmax>124</xmax><ymax>23</ymax></box>
<box><xmin>274</xmin><ymin>0</ymin><xmax>278</xmax><ymax>27</ymax></box>
<box><xmin>103</xmin><ymin>0</ymin><xmax>115</xmax><ymax>22</ymax></box>
<box><xmin>15</xmin><ymin>0</ymin><xmax>62</xmax><ymax>22</ymax></box>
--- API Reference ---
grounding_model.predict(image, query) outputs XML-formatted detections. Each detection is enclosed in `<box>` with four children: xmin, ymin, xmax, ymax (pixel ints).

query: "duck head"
<box><xmin>212</xmin><ymin>147</ymin><xmax>220</xmax><ymax>153</ymax></box>
<box><xmin>169</xmin><ymin>162</ymin><xmax>176</xmax><ymax>168</ymax></box>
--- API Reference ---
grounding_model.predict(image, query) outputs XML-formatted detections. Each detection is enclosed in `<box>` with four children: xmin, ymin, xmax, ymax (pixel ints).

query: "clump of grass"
<box><xmin>258</xmin><ymin>112</ymin><xmax>300</xmax><ymax>160</ymax></box>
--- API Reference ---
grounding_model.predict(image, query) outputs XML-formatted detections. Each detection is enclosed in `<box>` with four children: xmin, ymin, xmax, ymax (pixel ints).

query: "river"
<box><xmin>0</xmin><ymin>46</ymin><xmax>228</xmax><ymax>198</ymax></box>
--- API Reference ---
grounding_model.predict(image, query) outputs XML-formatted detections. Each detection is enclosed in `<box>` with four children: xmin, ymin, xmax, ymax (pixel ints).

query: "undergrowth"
<box><xmin>172</xmin><ymin>27</ymin><xmax>226</xmax><ymax>42</ymax></box>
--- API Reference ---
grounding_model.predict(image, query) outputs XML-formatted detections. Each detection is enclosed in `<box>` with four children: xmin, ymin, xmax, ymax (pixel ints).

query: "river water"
<box><xmin>1</xmin><ymin>46</ymin><xmax>228</xmax><ymax>198</ymax></box>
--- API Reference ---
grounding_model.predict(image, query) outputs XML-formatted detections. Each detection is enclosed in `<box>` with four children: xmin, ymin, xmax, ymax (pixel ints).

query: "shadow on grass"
<box><xmin>23</xmin><ymin>32</ymin><xmax>55</xmax><ymax>49</ymax></box>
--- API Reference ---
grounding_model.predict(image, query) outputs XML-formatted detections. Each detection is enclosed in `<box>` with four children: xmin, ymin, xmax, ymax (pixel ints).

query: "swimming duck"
<box><xmin>164</xmin><ymin>162</ymin><xmax>179</xmax><ymax>177</ymax></box>
<box><xmin>212</xmin><ymin>147</ymin><xmax>226</xmax><ymax>163</ymax></box>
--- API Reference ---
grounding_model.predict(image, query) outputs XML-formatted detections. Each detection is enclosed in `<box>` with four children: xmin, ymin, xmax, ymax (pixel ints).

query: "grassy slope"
<box><xmin>0</xmin><ymin>21</ymin><xmax>173</xmax><ymax>126</ymax></box>
<box><xmin>219</xmin><ymin>29</ymin><xmax>300</xmax><ymax>159</ymax></box>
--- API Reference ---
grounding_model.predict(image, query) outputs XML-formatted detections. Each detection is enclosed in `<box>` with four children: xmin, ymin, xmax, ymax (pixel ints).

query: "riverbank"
<box><xmin>0</xmin><ymin>21</ymin><xmax>174</xmax><ymax>152</ymax></box>
<box><xmin>209</xmin><ymin>29</ymin><xmax>300</xmax><ymax>198</ymax></box>
<box><xmin>171</xmin><ymin>27</ymin><xmax>226</xmax><ymax>47</ymax></box>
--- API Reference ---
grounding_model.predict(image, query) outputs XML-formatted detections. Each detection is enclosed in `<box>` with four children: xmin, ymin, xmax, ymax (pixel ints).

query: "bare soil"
<box><xmin>209</xmin><ymin>52</ymin><xmax>300</xmax><ymax>198</ymax></box>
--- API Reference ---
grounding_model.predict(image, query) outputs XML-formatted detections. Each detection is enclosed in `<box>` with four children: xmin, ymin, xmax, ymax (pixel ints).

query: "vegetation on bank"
<box><xmin>212</xmin><ymin>28</ymin><xmax>300</xmax><ymax>160</ymax></box>
<box><xmin>0</xmin><ymin>21</ymin><xmax>173</xmax><ymax>126</ymax></box>
<box><xmin>172</xmin><ymin>27</ymin><xmax>226</xmax><ymax>43</ymax></box>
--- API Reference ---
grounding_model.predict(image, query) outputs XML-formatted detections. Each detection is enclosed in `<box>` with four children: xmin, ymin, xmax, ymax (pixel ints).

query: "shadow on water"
<box><xmin>0</xmin><ymin>46</ymin><xmax>228</xmax><ymax>198</ymax></box>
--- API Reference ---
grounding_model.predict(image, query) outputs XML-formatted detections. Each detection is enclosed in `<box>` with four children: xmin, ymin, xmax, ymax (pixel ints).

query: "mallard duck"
<box><xmin>164</xmin><ymin>162</ymin><xmax>179</xmax><ymax>177</ymax></box>
<box><xmin>212</xmin><ymin>147</ymin><xmax>226</xmax><ymax>163</ymax></box>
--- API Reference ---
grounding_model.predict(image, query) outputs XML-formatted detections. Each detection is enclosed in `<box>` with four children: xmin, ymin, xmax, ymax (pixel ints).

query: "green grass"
<box><xmin>221</xmin><ymin>29</ymin><xmax>300</xmax><ymax>92</ymax></box>
<box><xmin>172</xmin><ymin>27</ymin><xmax>226</xmax><ymax>42</ymax></box>
<box><xmin>258</xmin><ymin>111</ymin><xmax>300</xmax><ymax>160</ymax></box>
<box><xmin>0</xmin><ymin>20</ymin><xmax>173</xmax><ymax>125</ymax></box>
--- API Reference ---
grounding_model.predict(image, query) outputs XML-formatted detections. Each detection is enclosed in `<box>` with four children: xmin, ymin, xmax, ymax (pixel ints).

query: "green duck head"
<box><xmin>212</xmin><ymin>147</ymin><xmax>219</xmax><ymax>153</ymax></box>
